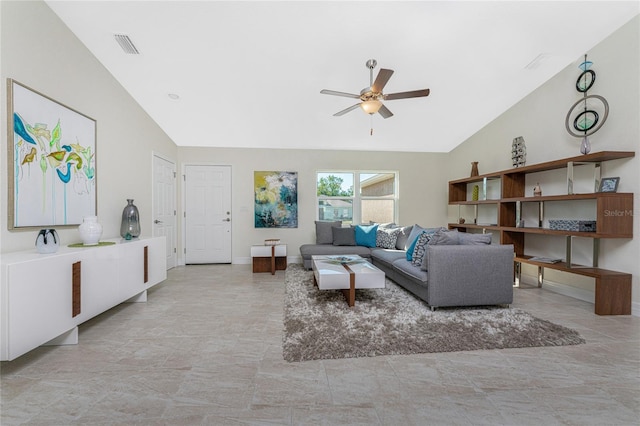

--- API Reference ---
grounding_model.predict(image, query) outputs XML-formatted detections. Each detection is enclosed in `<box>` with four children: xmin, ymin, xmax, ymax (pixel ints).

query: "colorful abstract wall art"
<box><xmin>8</xmin><ymin>80</ymin><xmax>97</xmax><ymax>228</ymax></box>
<box><xmin>254</xmin><ymin>171</ymin><xmax>298</xmax><ymax>228</ymax></box>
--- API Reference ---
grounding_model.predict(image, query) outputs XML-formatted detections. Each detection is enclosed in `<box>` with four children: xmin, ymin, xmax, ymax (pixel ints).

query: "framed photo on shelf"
<box><xmin>598</xmin><ymin>177</ymin><xmax>620</xmax><ymax>193</ymax></box>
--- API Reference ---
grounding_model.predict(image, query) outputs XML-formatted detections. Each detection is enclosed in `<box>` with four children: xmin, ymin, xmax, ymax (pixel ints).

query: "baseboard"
<box><xmin>520</xmin><ymin>273</ymin><xmax>640</xmax><ymax>317</ymax></box>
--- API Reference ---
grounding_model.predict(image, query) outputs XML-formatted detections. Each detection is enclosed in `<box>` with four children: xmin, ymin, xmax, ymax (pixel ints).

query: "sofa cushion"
<box><xmin>411</xmin><ymin>232</ymin><xmax>433</xmax><ymax>267</ymax></box>
<box><xmin>420</xmin><ymin>229</ymin><xmax>460</xmax><ymax>271</ymax></box>
<box><xmin>377</xmin><ymin>222</ymin><xmax>397</xmax><ymax>229</ymax></box>
<box><xmin>395</xmin><ymin>225</ymin><xmax>413</xmax><ymax>250</ymax></box>
<box><xmin>376</xmin><ymin>227</ymin><xmax>400</xmax><ymax>249</ymax></box>
<box><xmin>315</xmin><ymin>220</ymin><xmax>342</xmax><ymax>244</ymax></box>
<box><xmin>370</xmin><ymin>248</ymin><xmax>406</xmax><ymax>267</ymax></box>
<box><xmin>405</xmin><ymin>230</ymin><xmax>425</xmax><ymax>260</ymax></box>
<box><xmin>299</xmin><ymin>244</ymin><xmax>372</xmax><ymax>259</ymax></box>
<box><xmin>393</xmin><ymin>257</ymin><xmax>428</xmax><ymax>282</ymax></box>
<box><xmin>332</xmin><ymin>226</ymin><xmax>355</xmax><ymax>246</ymax></box>
<box><xmin>405</xmin><ymin>224</ymin><xmax>426</xmax><ymax>257</ymax></box>
<box><xmin>429</xmin><ymin>228</ymin><xmax>460</xmax><ymax>245</ymax></box>
<box><xmin>459</xmin><ymin>232</ymin><xmax>492</xmax><ymax>245</ymax></box>
<box><xmin>406</xmin><ymin>226</ymin><xmax>443</xmax><ymax>260</ymax></box>
<box><xmin>355</xmin><ymin>224</ymin><xmax>378</xmax><ymax>248</ymax></box>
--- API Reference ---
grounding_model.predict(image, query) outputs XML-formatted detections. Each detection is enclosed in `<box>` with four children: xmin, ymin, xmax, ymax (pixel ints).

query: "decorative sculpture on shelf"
<box><xmin>512</xmin><ymin>136</ymin><xmax>526</xmax><ymax>167</ymax></box>
<box><xmin>470</xmin><ymin>162</ymin><xmax>479</xmax><ymax>177</ymax></box>
<box><xmin>533</xmin><ymin>183</ymin><xmax>542</xmax><ymax>197</ymax></box>
<box><xmin>565</xmin><ymin>54</ymin><xmax>609</xmax><ymax>154</ymax></box>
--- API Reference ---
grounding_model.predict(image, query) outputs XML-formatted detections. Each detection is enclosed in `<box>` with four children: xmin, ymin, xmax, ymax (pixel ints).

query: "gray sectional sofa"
<box><xmin>299</xmin><ymin>222</ymin><xmax>514</xmax><ymax>309</ymax></box>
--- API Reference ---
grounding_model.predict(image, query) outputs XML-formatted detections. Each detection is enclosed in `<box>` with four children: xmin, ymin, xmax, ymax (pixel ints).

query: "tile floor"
<box><xmin>1</xmin><ymin>264</ymin><xmax>639</xmax><ymax>425</ymax></box>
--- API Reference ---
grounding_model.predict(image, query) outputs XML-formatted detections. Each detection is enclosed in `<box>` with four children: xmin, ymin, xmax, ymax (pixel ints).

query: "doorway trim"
<box><xmin>152</xmin><ymin>152</ymin><xmax>178</xmax><ymax>269</ymax></box>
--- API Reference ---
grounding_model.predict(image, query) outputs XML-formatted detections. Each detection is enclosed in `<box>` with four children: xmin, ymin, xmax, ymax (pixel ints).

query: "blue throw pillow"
<box><xmin>355</xmin><ymin>224</ymin><xmax>378</xmax><ymax>248</ymax></box>
<box><xmin>406</xmin><ymin>230</ymin><xmax>424</xmax><ymax>260</ymax></box>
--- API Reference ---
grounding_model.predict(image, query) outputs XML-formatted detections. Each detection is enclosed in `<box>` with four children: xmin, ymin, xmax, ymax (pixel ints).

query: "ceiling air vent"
<box><xmin>114</xmin><ymin>34</ymin><xmax>140</xmax><ymax>55</ymax></box>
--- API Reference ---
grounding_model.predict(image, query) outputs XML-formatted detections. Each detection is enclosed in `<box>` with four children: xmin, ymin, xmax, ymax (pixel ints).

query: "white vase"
<box><xmin>78</xmin><ymin>216</ymin><xmax>103</xmax><ymax>245</ymax></box>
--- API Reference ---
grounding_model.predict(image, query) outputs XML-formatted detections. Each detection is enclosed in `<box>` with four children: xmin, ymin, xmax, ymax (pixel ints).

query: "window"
<box><xmin>317</xmin><ymin>171</ymin><xmax>398</xmax><ymax>225</ymax></box>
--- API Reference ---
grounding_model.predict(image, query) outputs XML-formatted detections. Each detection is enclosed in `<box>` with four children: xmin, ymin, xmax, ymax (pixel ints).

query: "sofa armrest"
<box><xmin>426</xmin><ymin>244</ymin><xmax>514</xmax><ymax>307</ymax></box>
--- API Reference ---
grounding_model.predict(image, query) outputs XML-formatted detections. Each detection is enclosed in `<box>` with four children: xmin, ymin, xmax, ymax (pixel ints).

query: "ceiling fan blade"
<box><xmin>333</xmin><ymin>103</ymin><xmax>361</xmax><ymax>116</ymax></box>
<box><xmin>378</xmin><ymin>104</ymin><xmax>393</xmax><ymax>119</ymax></box>
<box><xmin>371</xmin><ymin>68</ymin><xmax>394</xmax><ymax>93</ymax></box>
<box><xmin>384</xmin><ymin>88</ymin><xmax>430</xmax><ymax>101</ymax></box>
<box><xmin>320</xmin><ymin>89</ymin><xmax>360</xmax><ymax>99</ymax></box>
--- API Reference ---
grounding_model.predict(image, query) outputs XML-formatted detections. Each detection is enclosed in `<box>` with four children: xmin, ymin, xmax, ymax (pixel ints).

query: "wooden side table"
<box><xmin>251</xmin><ymin>244</ymin><xmax>287</xmax><ymax>274</ymax></box>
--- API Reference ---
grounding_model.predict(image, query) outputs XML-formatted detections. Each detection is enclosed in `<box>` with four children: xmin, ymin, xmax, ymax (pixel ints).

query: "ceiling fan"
<box><xmin>320</xmin><ymin>59</ymin><xmax>430</xmax><ymax>119</ymax></box>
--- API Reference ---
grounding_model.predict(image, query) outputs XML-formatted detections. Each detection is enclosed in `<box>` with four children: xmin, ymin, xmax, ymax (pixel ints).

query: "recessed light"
<box><xmin>168</xmin><ymin>94</ymin><xmax>180</xmax><ymax>100</ymax></box>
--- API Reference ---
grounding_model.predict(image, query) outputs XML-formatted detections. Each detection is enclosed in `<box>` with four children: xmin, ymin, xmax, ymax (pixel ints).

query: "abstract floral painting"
<box><xmin>9</xmin><ymin>80</ymin><xmax>97</xmax><ymax>228</ymax></box>
<box><xmin>254</xmin><ymin>171</ymin><xmax>298</xmax><ymax>228</ymax></box>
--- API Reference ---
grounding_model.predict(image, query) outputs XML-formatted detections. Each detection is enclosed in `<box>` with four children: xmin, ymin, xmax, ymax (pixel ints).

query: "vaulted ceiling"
<box><xmin>46</xmin><ymin>1</ymin><xmax>639</xmax><ymax>152</ymax></box>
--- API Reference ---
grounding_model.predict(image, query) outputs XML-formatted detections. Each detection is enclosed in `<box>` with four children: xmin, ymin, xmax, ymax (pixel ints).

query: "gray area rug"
<box><xmin>283</xmin><ymin>264</ymin><xmax>585</xmax><ymax>362</ymax></box>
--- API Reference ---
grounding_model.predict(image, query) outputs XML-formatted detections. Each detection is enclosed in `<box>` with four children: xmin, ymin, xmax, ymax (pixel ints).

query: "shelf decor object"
<box><xmin>120</xmin><ymin>199</ymin><xmax>141</xmax><ymax>239</ymax></box>
<box><xmin>470</xmin><ymin>162</ymin><xmax>479</xmax><ymax>177</ymax></box>
<box><xmin>448</xmin><ymin>151</ymin><xmax>634</xmax><ymax>315</ymax></box>
<box><xmin>78</xmin><ymin>216</ymin><xmax>102</xmax><ymax>246</ymax></box>
<box><xmin>598</xmin><ymin>177</ymin><xmax>620</xmax><ymax>193</ymax></box>
<box><xmin>565</xmin><ymin>55</ymin><xmax>609</xmax><ymax>155</ymax></box>
<box><xmin>35</xmin><ymin>229</ymin><xmax>59</xmax><ymax>254</ymax></box>
<box><xmin>512</xmin><ymin>136</ymin><xmax>526</xmax><ymax>167</ymax></box>
<box><xmin>533</xmin><ymin>183</ymin><xmax>542</xmax><ymax>197</ymax></box>
<box><xmin>7</xmin><ymin>79</ymin><xmax>97</xmax><ymax>229</ymax></box>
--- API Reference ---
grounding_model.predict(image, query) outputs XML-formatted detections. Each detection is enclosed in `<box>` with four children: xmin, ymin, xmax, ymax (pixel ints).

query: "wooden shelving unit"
<box><xmin>448</xmin><ymin>151</ymin><xmax>635</xmax><ymax>315</ymax></box>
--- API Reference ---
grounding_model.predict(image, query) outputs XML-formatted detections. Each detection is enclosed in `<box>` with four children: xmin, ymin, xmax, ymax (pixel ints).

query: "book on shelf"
<box><xmin>528</xmin><ymin>256</ymin><xmax>562</xmax><ymax>264</ymax></box>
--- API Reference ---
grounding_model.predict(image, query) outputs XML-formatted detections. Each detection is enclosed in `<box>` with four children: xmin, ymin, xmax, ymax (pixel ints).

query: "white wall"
<box><xmin>178</xmin><ymin>147</ymin><xmax>449</xmax><ymax>263</ymax></box>
<box><xmin>1</xmin><ymin>1</ymin><xmax>178</xmax><ymax>253</ymax></box>
<box><xmin>448</xmin><ymin>16</ymin><xmax>640</xmax><ymax>308</ymax></box>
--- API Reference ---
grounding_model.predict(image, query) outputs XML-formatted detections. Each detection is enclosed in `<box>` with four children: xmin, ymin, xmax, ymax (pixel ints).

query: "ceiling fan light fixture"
<box><xmin>360</xmin><ymin>99</ymin><xmax>382</xmax><ymax>115</ymax></box>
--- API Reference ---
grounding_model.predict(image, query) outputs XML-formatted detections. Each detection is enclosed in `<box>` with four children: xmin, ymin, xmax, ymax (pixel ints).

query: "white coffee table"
<box><xmin>311</xmin><ymin>255</ymin><xmax>385</xmax><ymax>307</ymax></box>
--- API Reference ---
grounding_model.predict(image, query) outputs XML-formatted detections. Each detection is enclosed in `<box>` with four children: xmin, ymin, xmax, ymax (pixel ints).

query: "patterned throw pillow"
<box><xmin>376</xmin><ymin>227</ymin><xmax>400</xmax><ymax>249</ymax></box>
<box><xmin>411</xmin><ymin>231</ymin><xmax>432</xmax><ymax>267</ymax></box>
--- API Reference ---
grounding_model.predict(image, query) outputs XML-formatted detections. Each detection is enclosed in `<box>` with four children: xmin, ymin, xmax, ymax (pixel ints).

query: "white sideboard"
<box><xmin>0</xmin><ymin>236</ymin><xmax>167</xmax><ymax>361</ymax></box>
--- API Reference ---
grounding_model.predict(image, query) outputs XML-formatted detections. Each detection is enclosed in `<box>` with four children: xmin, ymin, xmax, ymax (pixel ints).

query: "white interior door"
<box><xmin>153</xmin><ymin>154</ymin><xmax>177</xmax><ymax>269</ymax></box>
<box><xmin>184</xmin><ymin>165</ymin><xmax>232</xmax><ymax>264</ymax></box>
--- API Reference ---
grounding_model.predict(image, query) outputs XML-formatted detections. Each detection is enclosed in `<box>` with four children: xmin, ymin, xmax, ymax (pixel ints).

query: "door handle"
<box><xmin>154</xmin><ymin>219</ymin><xmax>163</xmax><ymax>224</ymax></box>
<box><xmin>223</xmin><ymin>218</ymin><xmax>231</xmax><ymax>222</ymax></box>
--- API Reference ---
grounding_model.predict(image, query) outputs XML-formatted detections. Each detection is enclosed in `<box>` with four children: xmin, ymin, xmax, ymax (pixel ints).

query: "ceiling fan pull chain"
<box><xmin>370</xmin><ymin>115</ymin><xmax>374</xmax><ymax>136</ymax></box>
